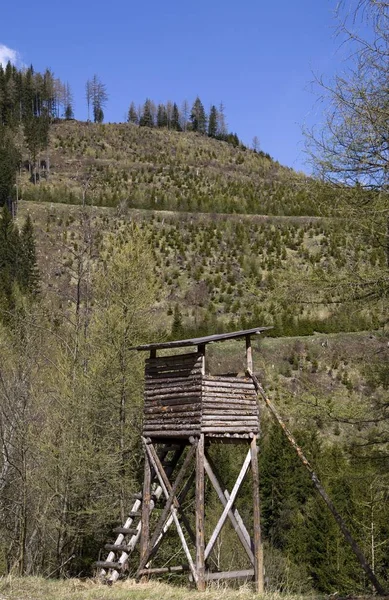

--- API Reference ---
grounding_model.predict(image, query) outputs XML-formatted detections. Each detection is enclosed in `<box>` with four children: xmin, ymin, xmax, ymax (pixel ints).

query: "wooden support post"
<box><xmin>198</xmin><ymin>344</ymin><xmax>206</xmax><ymax>375</ymax></box>
<box><xmin>138</xmin><ymin>442</ymin><xmax>197</xmax><ymax>573</ymax></box>
<box><xmin>144</xmin><ymin>441</ymin><xmax>198</xmax><ymax>584</ymax></box>
<box><xmin>196</xmin><ymin>434</ymin><xmax>206</xmax><ymax>591</ymax></box>
<box><xmin>250</xmin><ymin>435</ymin><xmax>264</xmax><ymax>593</ymax></box>
<box><xmin>245</xmin><ymin>335</ymin><xmax>253</xmax><ymax>373</ymax></box>
<box><xmin>140</xmin><ymin>450</ymin><xmax>151</xmax><ymax>577</ymax></box>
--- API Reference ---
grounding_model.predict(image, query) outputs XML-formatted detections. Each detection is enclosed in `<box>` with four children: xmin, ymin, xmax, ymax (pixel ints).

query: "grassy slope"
<box><xmin>0</xmin><ymin>577</ymin><xmax>321</xmax><ymax>600</ymax></box>
<box><xmin>20</xmin><ymin>122</ymin><xmax>318</xmax><ymax>216</ymax></box>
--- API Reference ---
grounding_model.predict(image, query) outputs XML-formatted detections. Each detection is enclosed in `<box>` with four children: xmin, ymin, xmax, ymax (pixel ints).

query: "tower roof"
<box><xmin>129</xmin><ymin>326</ymin><xmax>272</xmax><ymax>351</ymax></box>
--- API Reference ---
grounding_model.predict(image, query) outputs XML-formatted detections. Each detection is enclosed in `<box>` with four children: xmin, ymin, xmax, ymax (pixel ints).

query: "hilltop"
<box><xmin>19</xmin><ymin>121</ymin><xmax>319</xmax><ymax>216</ymax></box>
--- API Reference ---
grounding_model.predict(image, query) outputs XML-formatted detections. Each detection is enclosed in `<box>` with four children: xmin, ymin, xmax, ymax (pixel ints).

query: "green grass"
<box><xmin>0</xmin><ymin>577</ymin><xmax>322</xmax><ymax>600</ymax></box>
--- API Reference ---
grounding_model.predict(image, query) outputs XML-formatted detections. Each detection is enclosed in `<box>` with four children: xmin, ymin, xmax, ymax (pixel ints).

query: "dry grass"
<box><xmin>0</xmin><ymin>577</ymin><xmax>321</xmax><ymax>600</ymax></box>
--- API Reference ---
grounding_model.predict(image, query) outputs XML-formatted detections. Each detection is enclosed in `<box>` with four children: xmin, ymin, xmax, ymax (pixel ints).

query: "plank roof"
<box><xmin>130</xmin><ymin>326</ymin><xmax>272</xmax><ymax>351</ymax></box>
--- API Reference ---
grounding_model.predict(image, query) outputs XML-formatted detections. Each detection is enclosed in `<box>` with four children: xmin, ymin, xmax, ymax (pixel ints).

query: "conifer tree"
<box><xmin>0</xmin><ymin>126</ymin><xmax>20</xmax><ymax>206</ymax></box>
<box><xmin>208</xmin><ymin>105</ymin><xmax>218</xmax><ymax>137</ymax></box>
<box><xmin>190</xmin><ymin>96</ymin><xmax>207</xmax><ymax>133</ymax></box>
<box><xmin>157</xmin><ymin>103</ymin><xmax>168</xmax><ymax>128</ymax></box>
<box><xmin>140</xmin><ymin>99</ymin><xmax>154</xmax><ymax>127</ymax></box>
<box><xmin>171</xmin><ymin>103</ymin><xmax>181</xmax><ymax>131</ymax></box>
<box><xmin>127</xmin><ymin>101</ymin><xmax>138</xmax><ymax>124</ymax></box>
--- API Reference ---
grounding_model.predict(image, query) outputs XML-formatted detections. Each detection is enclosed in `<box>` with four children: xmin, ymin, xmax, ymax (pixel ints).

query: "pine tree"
<box><xmin>157</xmin><ymin>104</ymin><xmax>168</xmax><ymax>128</ymax></box>
<box><xmin>171</xmin><ymin>103</ymin><xmax>181</xmax><ymax>131</ymax></box>
<box><xmin>0</xmin><ymin>205</ymin><xmax>20</xmax><ymax>316</ymax></box>
<box><xmin>0</xmin><ymin>126</ymin><xmax>20</xmax><ymax>206</ymax></box>
<box><xmin>127</xmin><ymin>102</ymin><xmax>138</xmax><ymax>125</ymax></box>
<box><xmin>208</xmin><ymin>105</ymin><xmax>218</xmax><ymax>137</ymax></box>
<box><xmin>190</xmin><ymin>97</ymin><xmax>207</xmax><ymax>133</ymax></box>
<box><xmin>140</xmin><ymin>99</ymin><xmax>154</xmax><ymax>128</ymax></box>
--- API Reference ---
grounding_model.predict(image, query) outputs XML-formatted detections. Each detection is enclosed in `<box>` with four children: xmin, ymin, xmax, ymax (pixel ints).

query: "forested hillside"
<box><xmin>0</xmin><ymin>25</ymin><xmax>388</xmax><ymax>595</ymax></box>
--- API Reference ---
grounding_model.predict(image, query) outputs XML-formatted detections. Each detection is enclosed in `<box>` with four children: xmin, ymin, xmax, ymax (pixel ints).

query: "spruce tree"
<box><xmin>190</xmin><ymin>97</ymin><xmax>207</xmax><ymax>133</ymax></box>
<box><xmin>208</xmin><ymin>105</ymin><xmax>218</xmax><ymax>137</ymax></box>
<box><xmin>140</xmin><ymin>99</ymin><xmax>154</xmax><ymax>128</ymax></box>
<box><xmin>157</xmin><ymin>104</ymin><xmax>168</xmax><ymax>128</ymax></box>
<box><xmin>127</xmin><ymin>102</ymin><xmax>139</xmax><ymax>125</ymax></box>
<box><xmin>0</xmin><ymin>126</ymin><xmax>20</xmax><ymax>206</ymax></box>
<box><xmin>171</xmin><ymin>103</ymin><xmax>181</xmax><ymax>131</ymax></box>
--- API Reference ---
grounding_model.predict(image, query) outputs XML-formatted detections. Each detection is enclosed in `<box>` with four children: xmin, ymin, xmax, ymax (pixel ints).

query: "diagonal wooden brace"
<box><xmin>204</xmin><ymin>452</ymin><xmax>254</xmax><ymax>564</ymax></box>
<box><xmin>205</xmin><ymin>449</ymin><xmax>252</xmax><ymax>560</ymax></box>
<box><xmin>138</xmin><ymin>441</ymin><xmax>197</xmax><ymax>572</ymax></box>
<box><xmin>143</xmin><ymin>440</ymin><xmax>198</xmax><ymax>583</ymax></box>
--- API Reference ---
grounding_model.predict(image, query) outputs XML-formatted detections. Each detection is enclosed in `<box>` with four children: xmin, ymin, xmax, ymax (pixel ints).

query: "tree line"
<box><xmin>128</xmin><ymin>96</ymin><xmax>242</xmax><ymax>147</ymax></box>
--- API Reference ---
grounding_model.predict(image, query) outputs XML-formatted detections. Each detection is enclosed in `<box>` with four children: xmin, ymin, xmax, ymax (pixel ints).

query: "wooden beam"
<box><xmin>144</xmin><ymin>441</ymin><xmax>198</xmax><ymax>583</ymax></box>
<box><xmin>196</xmin><ymin>434</ymin><xmax>206</xmax><ymax>591</ymax></box>
<box><xmin>246</xmin><ymin>335</ymin><xmax>253</xmax><ymax>372</ymax></box>
<box><xmin>204</xmin><ymin>453</ymin><xmax>254</xmax><ymax>565</ymax></box>
<box><xmin>140</xmin><ymin>450</ymin><xmax>151</xmax><ymax>572</ymax></box>
<box><xmin>204</xmin><ymin>569</ymin><xmax>254</xmax><ymax>581</ymax></box>
<box><xmin>250</xmin><ymin>435</ymin><xmax>264</xmax><ymax>593</ymax></box>
<box><xmin>204</xmin><ymin>449</ymin><xmax>251</xmax><ymax>560</ymax></box>
<box><xmin>247</xmin><ymin>369</ymin><xmax>387</xmax><ymax>597</ymax></box>
<box><xmin>138</xmin><ymin>443</ymin><xmax>197</xmax><ymax>573</ymax></box>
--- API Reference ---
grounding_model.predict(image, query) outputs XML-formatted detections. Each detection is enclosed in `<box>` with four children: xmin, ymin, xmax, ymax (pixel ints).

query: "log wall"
<box><xmin>143</xmin><ymin>353</ymin><xmax>202</xmax><ymax>438</ymax></box>
<box><xmin>143</xmin><ymin>354</ymin><xmax>258</xmax><ymax>439</ymax></box>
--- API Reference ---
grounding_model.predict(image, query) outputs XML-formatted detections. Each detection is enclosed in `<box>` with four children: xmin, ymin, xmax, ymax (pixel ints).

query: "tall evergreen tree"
<box><xmin>157</xmin><ymin>103</ymin><xmax>168</xmax><ymax>128</ymax></box>
<box><xmin>139</xmin><ymin>99</ymin><xmax>154</xmax><ymax>128</ymax></box>
<box><xmin>127</xmin><ymin>101</ymin><xmax>138</xmax><ymax>125</ymax></box>
<box><xmin>0</xmin><ymin>126</ymin><xmax>20</xmax><ymax>207</ymax></box>
<box><xmin>190</xmin><ymin>96</ymin><xmax>207</xmax><ymax>133</ymax></box>
<box><xmin>208</xmin><ymin>104</ymin><xmax>218</xmax><ymax>137</ymax></box>
<box><xmin>171</xmin><ymin>103</ymin><xmax>181</xmax><ymax>131</ymax></box>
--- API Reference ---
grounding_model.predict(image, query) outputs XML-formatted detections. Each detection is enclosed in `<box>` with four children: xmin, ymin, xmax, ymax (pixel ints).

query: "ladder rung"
<box><xmin>95</xmin><ymin>560</ymin><xmax>122</xmax><ymax>570</ymax></box>
<box><xmin>113</xmin><ymin>527</ymin><xmax>138</xmax><ymax>535</ymax></box>
<box><xmin>128</xmin><ymin>511</ymin><xmax>141</xmax><ymax>518</ymax></box>
<box><xmin>104</xmin><ymin>543</ymin><xmax>130</xmax><ymax>552</ymax></box>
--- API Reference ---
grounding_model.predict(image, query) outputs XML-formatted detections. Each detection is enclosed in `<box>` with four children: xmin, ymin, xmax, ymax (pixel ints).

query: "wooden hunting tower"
<box><xmin>97</xmin><ymin>327</ymin><xmax>271</xmax><ymax>591</ymax></box>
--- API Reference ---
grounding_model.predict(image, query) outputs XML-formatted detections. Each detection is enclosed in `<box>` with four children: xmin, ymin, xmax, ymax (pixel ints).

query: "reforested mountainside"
<box><xmin>20</xmin><ymin>121</ymin><xmax>322</xmax><ymax>216</ymax></box>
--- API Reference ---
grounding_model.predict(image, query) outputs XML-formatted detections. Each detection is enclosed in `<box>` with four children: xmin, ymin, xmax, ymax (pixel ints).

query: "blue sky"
<box><xmin>1</xmin><ymin>0</ymin><xmax>349</xmax><ymax>172</ymax></box>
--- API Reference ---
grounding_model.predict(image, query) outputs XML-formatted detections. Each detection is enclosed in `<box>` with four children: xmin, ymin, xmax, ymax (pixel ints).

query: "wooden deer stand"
<box><xmin>133</xmin><ymin>327</ymin><xmax>270</xmax><ymax>591</ymax></box>
<box><xmin>96</xmin><ymin>326</ymin><xmax>386</xmax><ymax>595</ymax></box>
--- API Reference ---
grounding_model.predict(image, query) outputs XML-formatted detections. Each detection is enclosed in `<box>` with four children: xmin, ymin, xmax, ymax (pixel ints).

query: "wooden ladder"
<box><xmin>95</xmin><ymin>442</ymin><xmax>185</xmax><ymax>584</ymax></box>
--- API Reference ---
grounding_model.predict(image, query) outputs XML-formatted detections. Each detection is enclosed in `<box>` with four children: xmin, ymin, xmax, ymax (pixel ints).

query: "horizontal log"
<box><xmin>138</xmin><ymin>565</ymin><xmax>189</xmax><ymax>575</ymax></box>
<box><xmin>201</xmin><ymin>416</ymin><xmax>259</xmax><ymax>423</ymax></box>
<box><xmin>202</xmin><ymin>387</ymin><xmax>256</xmax><ymax>396</ymax></box>
<box><xmin>145</xmin><ymin>376</ymin><xmax>202</xmax><ymax>387</ymax></box>
<box><xmin>146</xmin><ymin>353</ymin><xmax>201</xmax><ymax>364</ymax></box>
<box><xmin>145</xmin><ymin>386</ymin><xmax>202</xmax><ymax>397</ymax></box>
<box><xmin>143</xmin><ymin>430</ymin><xmax>200</xmax><ymax>438</ymax></box>
<box><xmin>202</xmin><ymin>406</ymin><xmax>258</xmax><ymax>419</ymax></box>
<box><xmin>146</xmin><ymin>364</ymin><xmax>202</xmax><ymax>373</ymax></box>
<box><xmin>204</xmin><ymin>569</ymin><xmax>254</xmax><ymax>581</ymax></box>
<box><xmin>144</xmin><ymin>404</ymin><xmax>202</xmax><ymax>415</ymax></box>
<box><xmin>143</xmin><ymin>421</ymin><xmax>201</xmax><ymax>430</ymax></box>
<box><xmin>202</xmin><ymin>395</ymin><xmax>256</xmax><ymax>405</ymax></box>
<box><xmin>204</xmin><ymin>376</ymin><xmax>253</xmax><ymax>384</ymax></box>
<box><xmin>203</xmin><ymin>379</ymin><xmax>254</xmax><ymax>389</ymax></box>
<box><xmin>146</xmin><ymin>371</ymin><xmax>202</xmax><ymax>380</ymax></box>
<box><xmin>144</xmin><ymin>396</ymin><xmax>201</xmax><ymax>407</ymax></box>
<box><xmin>146</xmin><ymin>360</ymin><xmax>202</xmax><ymax>367</ymax></box>
<box><xmin>145</xmin><ymin>393</ymin><xmax>202</xmax><ymax>404</ymax></box>
<box><xmin>201</xmin><ymin>426</ymin><xmax>258</xmax><ymax>433</ymax></box>
<box><xmin>145</xmin><ymin>412</ymin><xmax>202</xmax><ymax>423</ymax></box>
<box><xmin>202</xmin><ymin>404</ymin><xmax>257</xmax><ymax>412</ymax></box>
